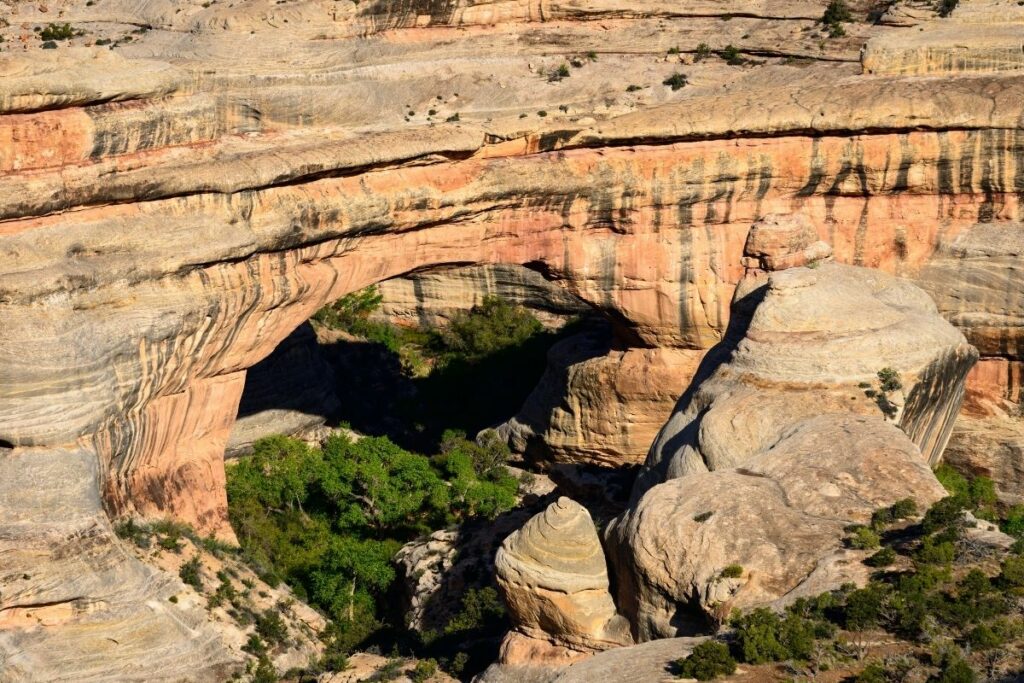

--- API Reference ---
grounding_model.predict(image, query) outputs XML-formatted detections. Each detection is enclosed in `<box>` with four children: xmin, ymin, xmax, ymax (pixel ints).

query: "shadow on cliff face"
<box><xmin>229</xmin><ymin>310</ymin><xmax>606</xmax><ymax>456</ymax></box>
<box><xmin>318</xmin><ymin>315</ymin><xmax>608</xmax><ymax>454</ymax></box>
<box><xmin>632</xmin><ymin>282</ymin><xmax>767</xmax><ymax>495</ymax></box>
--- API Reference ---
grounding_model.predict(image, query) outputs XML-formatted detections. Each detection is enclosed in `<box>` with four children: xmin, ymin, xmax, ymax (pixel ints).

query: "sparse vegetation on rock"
<box><xmin>709</xmin><ymin>466</ymin><xmax>1024</xmax><ymax>681</ymax></box>
<box><xmin>822</xmin><ymin>0</ymin><xmax>853</xmax><ymax>37</ymax></box>
<box><xmin>663</xmin><ymin>73</ymin><xmax>688</xmax><ymax>90</ymax></box>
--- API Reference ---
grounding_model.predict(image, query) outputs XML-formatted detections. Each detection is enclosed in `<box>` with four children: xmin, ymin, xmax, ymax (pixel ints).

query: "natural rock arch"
<box><xmin>3</xmin><ymin>121</ymin><xmax>1024</xmax><ymax>540</ymax></box>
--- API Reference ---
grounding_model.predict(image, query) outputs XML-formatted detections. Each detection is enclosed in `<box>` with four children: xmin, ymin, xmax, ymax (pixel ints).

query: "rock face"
<box><xmin>741</xmin><ymin>213</ymin><xmax>832</xmax><ymax>272</ymax></box>
<box><xmin>0</xmin><ymin>446</ymin><xmax>237</xmax><ymax>681</ymax></box>
<box><xmin>226</xmin><ymin>322</ymin><xmax>340</xmax><ymax>457</ymax></box>
<box><xmin>495</xmin><ymin>498</ymin><xmax>632</xmax><ymax>663</ymax></box>
<box><xmin>605</xmin><ymin>258</ymin><xmax>972</xmax><ymax>641</ymax></box>
<box><xmin>376</xmin><ymin>264</ymin><xmax>591</xmax><ymax>330</ymax></box>
<box><xmin>864</xmin><ymin>0</ymin><xmax>1024</xmax><ymax>75</ymax></box>
<box><xmin>611</xmin><ymin>415</ymin><xmax>946</xmax><ymax>640</ymax></box>
<box><xmin>1</xmin><ymin>0</ymin><xmax>1022</xmax><ymax>676</ymax></box>
<box><xmin>478</xmin><ymin>636</ymin><xmax>708</xmax><ymax>683</ymax></box>
<box><xmin>501</xmin><ymin>326</ymin><xmax>705</xmax><ymax>467</ymax></box>
<box><xmin>915</xmin><ymin>222</ymin><xmax>1024</xmax><ymax>499</ymax></box>
<box><xmin>638</xmin><ymin>262</ymin><xmax>978</xmax><ymax>496</ymax></box>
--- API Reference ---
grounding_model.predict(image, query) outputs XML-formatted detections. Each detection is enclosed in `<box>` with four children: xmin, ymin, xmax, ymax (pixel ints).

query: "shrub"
<box><xmin>667</xmin><ymin>46</ymin><xmax>680</xmax><ymax>54</ymax></box>
<box><xmin>312</xmin><ymin>286</ymin><xmax>383</xmax><ymax>331</ymax></box>
<box><xmin>871</xmin><ymin>507</ymin><xmax>894</xmax><ymax>531</ymax></box>
<box><xmin>931</xmin><ymin>652</ymin><xmax>975</xmax><ymax>683</ymax></box>
<box><xmin>243</xmin><ymin>633</ymin><xmax>266</xmax><ymax>656</ymax></box>
<box><xmin>626</xmin><ymin>84</ymin><xmax>642</xmax><ymax>92</ymax></box>
<box><xmin>865</xmin><ymin>547</ymin><xmax>896</xmax><ymax>568</ymax></box>
<box><xmin>255</xmin><ymin>608</ymin><xmax>289</xmax><ymax>647</ymax></box>
<box><xmin>827</xmin><ymin>22</ymin><xmax>846</xmax><ymax>37</ymax></box>
<box><xmin>848</xmin><ymin>526</ymin><xmax>881</xmax><ymax>550</ymax></box>
<box><xmin>923</xmin><ymin>495</ymin><xmax>967</xmax><ymax>534</ymax></box>
<box><xmin>410</xmin><ymin>658</ymin><xmax>438</xmax><ymax>682</ymax></box>
<box><xmin>40</xmin><ymin>23</ymin><xmax>80</xmax><ymax>40</ymax></box>
<box><xmin>662</xmin><ymin>73</ymin><xmax>688</xmax><ymax>90</ymax></box>
<box><xmin>720</xmin><ymin>45</ymin><xmax>744</xmax><ymax>65</ymax></box>
<box><xmin>695</xmin><ymin>43</ymin><xmax>711</xmax><ymax>61</ymax></box>
<box><xmin>1000</xmin><ymin>556</ymin><xmax>1024</xmax><ymax>587</ymax></box>
<box><xmin>450</xmin><ymin>652</ymin><xmax>469</xmax><ymax>675</ymax></box>
<box><xmin>675</xmin><ymin>641</ymin><xmax>736</xmax><ymax>680</ymax></box>
<box><xmin>890</xmin><ymin>498</ymin><xmax>918</xmax><ymax>520</ymax></box>
<box><xmin>444</xmin><ymin>587</ymin><xmax>506</xmax><ymax>634</ymax></box>
<box><xmin>731</xmin><ymin>608</ymin><xmax>816</xmax><ymax>663</ymax></box>
<box><xmin>1001</xmin><ymin>505</ymin><xmax>1024</xmax><ymax>538</ymax></box>
<box><xmin>936</xmin><ymin>0</ymin><xmax>958</xmax><ymax>16</ymax></box>
<box><xmin>822</xmin><ymin>0</ymin><xmax>852</xmax><ymax>29</ymax></box>
<box><xmin>720</xmin><ymin>564</ymin><xmax>743</xmax><ymax>579</ymax></box>
<box><xmin>967</xmin><ymin>623</ymin><xmax>1004</xmax><ymax>650</ymax></box>
<box><xmin>179</xmin><ymin>556</ymin><xmax>203</xmax><ymax>591</ymax></box>
<box><xmin>915</xmin><ymin>537</ymin><xmax>956</xmax><ymax>565</ymax></box>
<box><xmin>693</xmin><ymin>511</ymin><xmax>714</xmax><ymax>523</ymax></box>
<box><xmin>934</xmin><ymin>465</ymin><xmax>969</xmax><ymax>498</ymax></box>
<box><xmin>968</xmin><ymin>476</ymin><xmax>997</xmax><ymax>507</ymax></box>
<box><xmin>843</xmin><ymin>584</ymin><xmax>889</xmax><ymax>630</ymax></box>
<box><xmin>548</xmin><ymin>63</ymin><xmax>571</xmax><ymax>81</ymax></box>
<box><xmin>252</xmin><ymin>655</ymin><xmax>278</xmax><ymax>683</ymax></box>
<box><xmin>857</xmin><ymin>662</ymin><xmax>887</xmax><ymax>683</ymax></box>
<box><xmin>440</xmin><ymin>296</ymin><xmax>543</xmax><ymax>363</ymax></box>
<box><xmin>114</xmin><ymin>518</ymin><xmax>152</xmax><ymax>548</ymax></box>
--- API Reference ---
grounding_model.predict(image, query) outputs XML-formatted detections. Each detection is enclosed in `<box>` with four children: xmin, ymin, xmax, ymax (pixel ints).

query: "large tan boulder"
<box><xmin>501</xmin><ymin>329</ymin><xmax>704</xmax><ymax>467</ymax></box>
<box><xmin>495</xmin><ymin>497</ymin><xmax>632</xmax><ymax>663</ymax></box>
<box><xmin>604</xmin><ymin>255</ymin><xmax>975</xmax><ymax>641</ymax></box>
<box><xmin>608</xmin><ymin>415</ymin><xmax>946</xmax><ymax>640</ymax></box>
<box><xmin>638</xmin><ymin>261</ymin><xmax>978</xmax><ymax>497</ymax></box>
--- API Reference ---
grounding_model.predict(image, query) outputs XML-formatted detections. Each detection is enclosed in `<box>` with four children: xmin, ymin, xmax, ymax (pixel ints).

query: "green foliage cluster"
<box><xmin>936</xmin><ymin>0</ymin><xmax>959</xmax><ymax>16</ymax></box>
<box><xmin>114</xmin><ymin>516</ymin><xmax>235</xmax><ymax>556</ymax></box>
<box><xmin>822</xmin><ymin>0</ymin><xmax>852</xmax><ymax>37</ymax></box>
<box><xmin>663</xmin><ymin>73</ymin><xmax>688</xmax><ymax>90</ymax></box>
<box><xmin>674</xmin><ymin>641</ymin><xmax>736</xmax><ymax>680</ymax></box>
<box><xmin>719</xmin><ymin>564</ymin><xmax>743</xmax><ymax>579</ymax></box>
<box><xmin>719</xmin><ymin>44</ymin><xmax>745</xmax><ymax>65</ymax></box>
<box><xmin>313</xmin><ymin>286</ymin><xmax>391</xmax><ymax>338</ymax></box>
<box><xmin>410</xmin><ymin>658</ymin><xmax>439</xmax><ymax>682</ymax></box>
<box><xmin>717</xmin><ymin>468</ymin><xmax>1024</xmax><ymax>680</ymax></box>
<box><xmin>862</xmin><ymin>367</ymin><xmax>904</xmax><ymax>419</ymax></box>
<box><xmin>846</xmin><ymin>525</ymin><xmax>881</xmax><ymax>550</ymax></box>
<box><xmin>39</xmin><ymin>23</ymin><xmax>83</xmax><ymax>40</ymax></box>
<box><xmin>730</xmin><ymin>606</ymin><xmax>830</xmax><ymax>664</ymax></box>
<box><xmin>438</xmin><ymin>296</ymin><xmax>543</xmax><ymax>364</ymax></box>
<box><xmin>441</xmin><ymin>587</ymin><xmax>506</xmax><ymax>636</ymax></box>
<box><xmin>227</xmin><ymin>431</ymin><xmax>518</xmax><ymax>659</ymax></box>
<box><xmin>548</xmin><ymin>63</ymin><xmax>571</xmax><ymax>82</ymax></box>
<box><xmin>179</xmin><ymin>556</ymin><xmax>203</xmax><ymax>590</ymax></box>
<box><xmin>314</xmin><ymin>290</ymin><xmax>562</xmax><ymax>448</ymax></box>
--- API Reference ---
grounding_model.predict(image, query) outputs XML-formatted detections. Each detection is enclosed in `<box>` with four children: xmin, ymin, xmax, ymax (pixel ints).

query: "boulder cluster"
<box><xmin>493</xmin><ymin>214</ymin><xmax>977</xmax><ymax>670</ymax></box>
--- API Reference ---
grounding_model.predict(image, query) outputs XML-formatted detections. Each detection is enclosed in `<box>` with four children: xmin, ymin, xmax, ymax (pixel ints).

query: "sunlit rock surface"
<box><xmin>495</xmin><ymin>497</ymin><xmax>632</xmax><ymax>663</ymax></box>
<box><xmin>0</xmin><ymin>0</ymin><xmax>1022</xmax><ymax>676</ymax></box>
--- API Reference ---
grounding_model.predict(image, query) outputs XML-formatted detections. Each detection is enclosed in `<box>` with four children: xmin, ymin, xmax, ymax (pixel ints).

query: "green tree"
<box><xmin>675</xmin><ymin>640</ymin><xmax>736</xmax><ymax>680</ymax></box>
<box><xmin>438</xmin><ymin>296</ymin><xmax>543</xmax><ymax>363</ymax></box>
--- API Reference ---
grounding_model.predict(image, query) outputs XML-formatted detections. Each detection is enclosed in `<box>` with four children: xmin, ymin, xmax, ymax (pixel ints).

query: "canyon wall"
<box><xmin>0</xmin><ymin>0</ymin><xmax>1023</xmax><ymax>677</ymax></box>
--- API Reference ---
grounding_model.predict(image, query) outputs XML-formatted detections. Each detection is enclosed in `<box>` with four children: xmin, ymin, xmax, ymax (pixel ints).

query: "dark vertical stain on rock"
<box><xmin>796</xmin><ymin>138</ymin><xmax>825</xmax><ymax>197</ymax></box>
<box><xmin>675</xmin><ymin>159</ymin><xmax>704</xmax><ymax>341</ymax></box>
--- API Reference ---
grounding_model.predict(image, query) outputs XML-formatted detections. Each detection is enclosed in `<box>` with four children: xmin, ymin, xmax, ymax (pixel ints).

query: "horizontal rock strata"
<box><xmin>0</xmin><ymin>0</ymin><xmax>1021</xmax><ymax>676</ymax></box>
<box><xmin>495</xmin><ymin>497</ymin><xmax>632</xmax><ymax>662</ymax></box>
